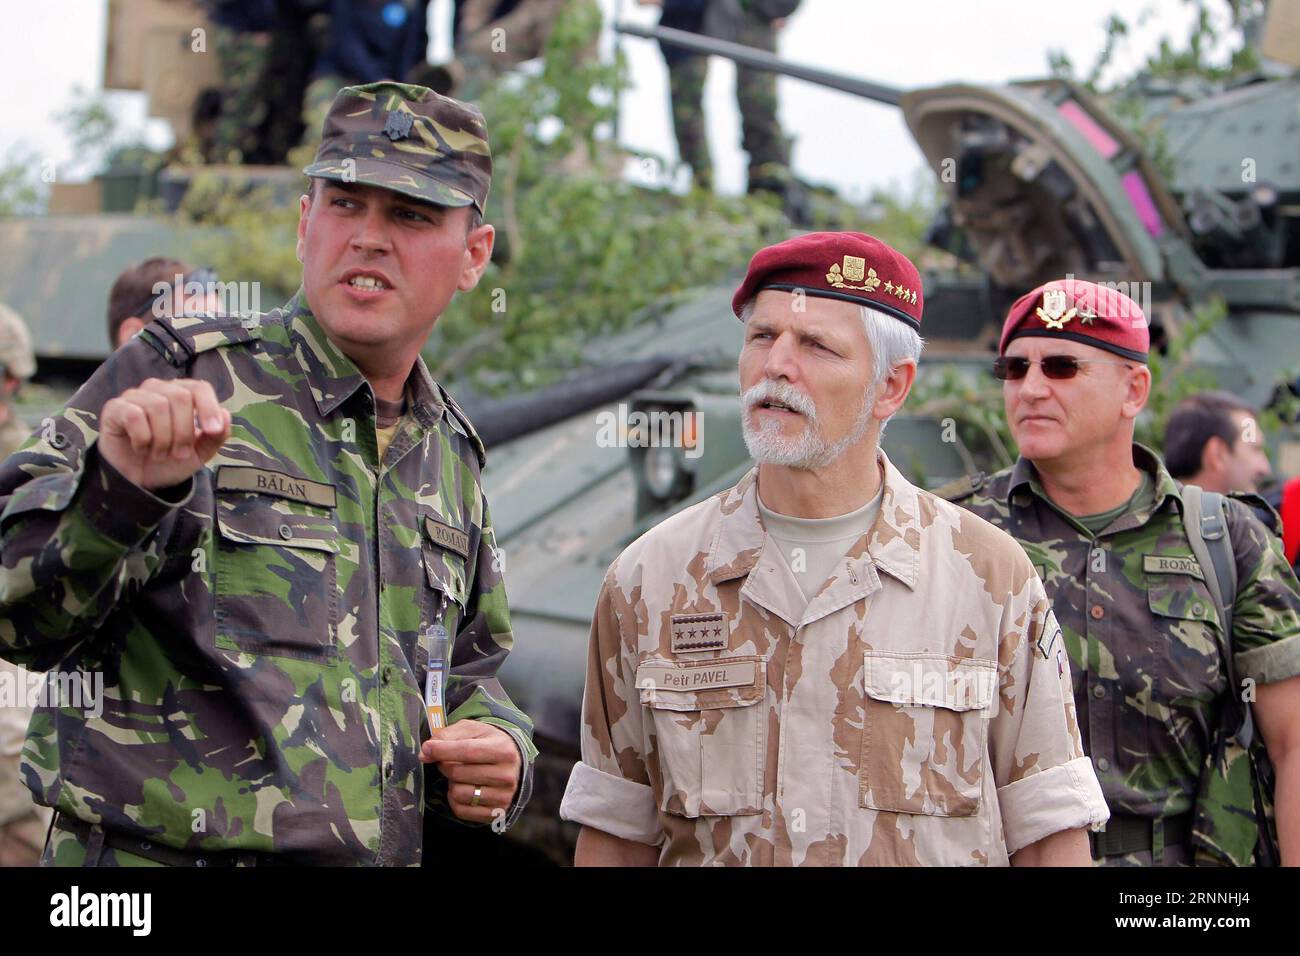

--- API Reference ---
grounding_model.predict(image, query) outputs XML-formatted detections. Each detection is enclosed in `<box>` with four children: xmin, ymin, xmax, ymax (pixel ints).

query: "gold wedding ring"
<box><xmin>471</xmin><ymin>787</ymin><xmax>483</xmax><ymax>807</ymax></box>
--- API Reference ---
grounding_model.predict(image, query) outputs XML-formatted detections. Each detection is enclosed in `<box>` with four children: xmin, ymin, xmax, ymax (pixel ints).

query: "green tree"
<box><xmin>176</xmin><ymin>2</ymin><xmax>787</xmax><ymax>393</ymax></box>
<box><xmin>1048</xmin><ymin>1</ymin><xmax>1265</xmax><ymax>92</ymax></box>
<box><xmin>0</xmin><ymin>147</ymin><xmax>46</xmax><ymax>217</ymax></box>
<box><xmin>424</xmin><ymin>1</ymin><xmax>787</xmax><ymax>393</ymax></box>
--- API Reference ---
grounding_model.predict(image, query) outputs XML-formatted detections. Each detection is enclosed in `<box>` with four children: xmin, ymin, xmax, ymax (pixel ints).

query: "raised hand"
<box><xmin>98</xmin><ymin>378</ymin><xmax>231</xmax><ymax>490</ymax></box>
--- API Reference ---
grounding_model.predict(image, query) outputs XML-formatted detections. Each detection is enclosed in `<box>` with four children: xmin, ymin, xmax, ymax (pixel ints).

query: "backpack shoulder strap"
<box><xmin>1182</xmin><ymin>484</ymin><xmax>1252</xmax><ymax>745</ymax></box>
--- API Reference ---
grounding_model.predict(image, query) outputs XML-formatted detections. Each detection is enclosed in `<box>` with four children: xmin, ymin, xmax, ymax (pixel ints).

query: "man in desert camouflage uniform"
<box><xmin>560</xmin><ymin>233</ymin><xmax>1109</xmax><ymax>865</ymax></box>
<box><xmin>0</xmin><ymin>304</ymin><xmax>32</xmax><ymax>459</ymax></box>
<box><xmin>0</xmin><ymin>82</ymin><xmax>535</xmax><ymax>866</ymax></box>
<box><xmin>0</xmin><ymin>303</ymin><xmax>54</xmax><ymax>866</ymax></box>
<box><xmin>943</xmin><ymin>278</ymin><xmax>1300</xmax><ymax>866</ymax></box>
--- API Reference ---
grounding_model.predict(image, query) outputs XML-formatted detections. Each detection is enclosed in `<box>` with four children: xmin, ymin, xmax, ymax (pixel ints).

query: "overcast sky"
<box><xmin>0</xmin><ymin>0</ymin><xmax>1213</xmax><ymax>198</ymax></box>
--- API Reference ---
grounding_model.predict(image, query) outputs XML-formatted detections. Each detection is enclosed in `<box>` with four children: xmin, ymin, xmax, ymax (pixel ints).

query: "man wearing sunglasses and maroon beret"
<box><xmin>944</xmin><ymin>278</ymin><xmax>1300</xmax><ymax>867</ymax></box>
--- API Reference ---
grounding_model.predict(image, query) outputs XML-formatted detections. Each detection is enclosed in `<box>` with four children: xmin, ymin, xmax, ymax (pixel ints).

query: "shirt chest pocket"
<box><xmin>859</xmin><ymin>653</ymin><xmax>997</xmax><ymax>817</ymax></box>
<box><xmin>213</xmin><ymin>493</ymin><xmax>340</xmax><ymax>661</ymax></box>
<box><xmin>1145</xmin><ymin>574</ymin><xmax>1225</xmax><ymax>702</ymax></box>
<box><xmin>421</xmin><ymin>514</ymin><xmax>469</xmax><ymax>639</ymax></box>
<box><xmin>636</xmin><ymin>656</ymin><xmax>766</xmax><ymax>818</ymax></box>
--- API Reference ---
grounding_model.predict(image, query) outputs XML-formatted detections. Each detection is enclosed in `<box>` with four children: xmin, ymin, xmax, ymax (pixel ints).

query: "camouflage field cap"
<box><xmin>0</xmin><ymin>301</ymin><xmax>35</xmax><ymax>379</ymax></box>
<box><xmin>304</xmin><ymin>81</ymin><xmax>492</xmax><ymax>213</ymax></box>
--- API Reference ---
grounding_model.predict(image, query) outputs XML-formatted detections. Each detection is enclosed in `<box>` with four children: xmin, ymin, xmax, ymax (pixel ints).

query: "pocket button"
<box><xmin>278</xmin><ymin>524</ymin><xmax>294</xmax><ymax>540</ymax></box>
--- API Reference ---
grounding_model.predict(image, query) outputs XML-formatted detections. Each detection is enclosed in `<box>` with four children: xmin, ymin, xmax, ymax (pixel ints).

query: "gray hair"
<box><xmin>859</xmin><ymin>304</ymin><xmax>924</xmax><ymax>389</ymax></box>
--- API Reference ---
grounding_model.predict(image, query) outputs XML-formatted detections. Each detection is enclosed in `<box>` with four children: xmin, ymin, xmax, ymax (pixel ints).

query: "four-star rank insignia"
<box><xmin>825</xmin><ymin>254</ymin><xmax>917</xmax><ymax>305</ymax></box>
<box><xmin>384</xmin><ymin>110</ymin><xmax>415</xmax><ymax>141</ymax></box>
<box><xmin>671</xmin><ymin>612</ymin><xmax>728</xmax><ymax>654</ymax></box>
<box><xmin>1035</xmin><ymin>288</ymin><xmax>1077</xmax><ymax>330</ymax></box>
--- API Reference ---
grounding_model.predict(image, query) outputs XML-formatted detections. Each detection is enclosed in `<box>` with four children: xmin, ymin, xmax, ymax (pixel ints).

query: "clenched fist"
<box><xmin>98</xmin><ymin>378</ymin><xmax>231</xmax><ymax>490</ymax></box>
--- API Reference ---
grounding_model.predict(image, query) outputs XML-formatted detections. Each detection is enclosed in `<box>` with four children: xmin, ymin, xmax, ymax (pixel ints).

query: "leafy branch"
<box><xmin>424</xmin><ymin>1</ymin><xmax>787</xmax><ymax>393</ymax></box>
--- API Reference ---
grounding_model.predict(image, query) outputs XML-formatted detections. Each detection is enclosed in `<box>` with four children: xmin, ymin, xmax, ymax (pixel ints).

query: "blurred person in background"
<box><xmin>106</xmin><ymin>258</ymin><xmax>223</xmax><ymax>351</ymax></box>
<box><xmin>0</xmin><ymin>302</ymin><xmax>51</xmax><ymax>867</ymax></box>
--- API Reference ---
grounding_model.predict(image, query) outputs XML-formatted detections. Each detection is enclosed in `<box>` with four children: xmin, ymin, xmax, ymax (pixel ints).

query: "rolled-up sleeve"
<box><xmin>990</xmin><ymin>588</ymin><xmax>1109</xmax><ymax>855</ymax></box>
<box><xmin>559</xmin><ymin>567</ymin><xmax>661</xmax><ymax>846</ymax></box>
<box><xmin>561</xmin><ymin>762</ymin><xmax>659</xmax><ymax>845</ymax></box>
<box><xmin>1227</xmin><ymin>501</ymin><xmax>1300</xmax><ymax>687</ymax></box>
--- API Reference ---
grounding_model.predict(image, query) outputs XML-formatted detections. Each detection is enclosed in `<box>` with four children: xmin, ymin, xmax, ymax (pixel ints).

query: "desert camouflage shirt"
<box><xmin>0</xmin><ymin>293</ymin><xmax>536</xmax><ymax>865</ymax></box>
<box><xmin>0</xmin><ymin>417</ymin><xmax>26</xmax><ymax>462</ymax></box>
<box><xmin>560</xmin><ymin>452</ymin><xmax>1109</xmax><ymax>865</ymax></box>
<box><xmin>0</xmin><ymin>411</ymin><xmax>37</xmax><ymax>825</ymax></box>
<box><xmin>948</xmin><ymin>445</ymin><xmax>1300</xmax><ymax>822</ymax></box>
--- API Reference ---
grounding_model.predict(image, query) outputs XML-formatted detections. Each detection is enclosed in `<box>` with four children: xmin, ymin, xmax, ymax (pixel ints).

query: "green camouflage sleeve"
<box><xmin>426</xmin><ymin>493</ymin><xmax>537</xmax><ymax>828</ymax></box>
<box><xmin>0</xmin><ymin>337</ymin><xmax>189</xmax><ymax>671</ymax></box>
<box><xmin>1225</xmin><ymin>498</ymin><xmax>1300</xmax><ymax>686</ymax></box>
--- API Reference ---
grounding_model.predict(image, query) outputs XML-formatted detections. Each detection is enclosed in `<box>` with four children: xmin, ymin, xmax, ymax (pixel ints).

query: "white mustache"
<box><xmin>742</xmin><ymin>380</ymin><xmax>817</xmax><ymax>420</ymax></box>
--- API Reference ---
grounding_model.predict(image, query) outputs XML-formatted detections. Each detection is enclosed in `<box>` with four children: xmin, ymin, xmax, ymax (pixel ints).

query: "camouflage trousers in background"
<box><xmin>665</xmin><ymin>16</ymin><xmax>790</xmax><ymax>193</ymax></box>
<box><xmin>212</xmin><ymin>15</ymin><xmax>326</xmax><ymax>165</ymax></box>
<box><xmin>210</xmin><ymin>26</ymin><xmax>272</xmax><ymax>165</ymax></box>
<box><xmin>667</xmin><ymin>55</ymin><xmax>712</xmax><ymax>191</ymax></box>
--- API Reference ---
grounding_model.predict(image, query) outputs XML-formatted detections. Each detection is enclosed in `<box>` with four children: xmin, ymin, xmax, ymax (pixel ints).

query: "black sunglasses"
<box><xmin>993</xmin><ymin>355</ymin><xmax>1133</xmax><ymax>380</ymax></box>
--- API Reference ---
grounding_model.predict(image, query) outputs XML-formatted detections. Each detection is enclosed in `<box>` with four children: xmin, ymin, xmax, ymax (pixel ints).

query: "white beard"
<box><xmin>741</xmin><ymin>379</ymin><xmax>875</xmax><ymax>470</ymax></box>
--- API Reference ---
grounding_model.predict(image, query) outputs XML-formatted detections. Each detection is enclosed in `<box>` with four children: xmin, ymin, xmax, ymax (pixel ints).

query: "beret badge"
<box><xmin>1000</xmin><ymin>277</ymin><xmax>1149</xmax><ymax>361</ymax></box>
<box><xmin>1035</xmin><ymin>288</ymin><xmax>1076</xmax><ymax>330</ymax></box>
<box><xmin>827</xmin><ymin>255</ymin><xmax>918</xmax><ymax>306</ymax></box>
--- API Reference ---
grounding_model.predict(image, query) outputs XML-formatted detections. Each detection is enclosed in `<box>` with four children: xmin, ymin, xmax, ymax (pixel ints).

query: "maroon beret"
<box><xmin>1000</xmin><ymin>278</ymin><xmax>1149</xmax><ymax>362</ymax></box>
<box><xmin>731</xmin><ymin>232</ymin><xmax>923</xmax><ymax>331</ymax></box>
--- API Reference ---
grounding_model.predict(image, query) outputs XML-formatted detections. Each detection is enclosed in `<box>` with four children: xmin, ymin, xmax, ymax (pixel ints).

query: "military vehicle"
<box><xmin>3</xmin><ymin>1</ymin><xmax>1299</xmax><ymax>866</ymax></box>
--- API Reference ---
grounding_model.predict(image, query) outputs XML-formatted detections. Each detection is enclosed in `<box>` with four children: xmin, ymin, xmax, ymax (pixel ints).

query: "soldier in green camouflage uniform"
<box><xmin>647</xmin><ymin>0</ymin><xmax>792</xmax><ymax>194</ymax></box>
<box><xmin>0</xmin><ymin>83</ymin><xmax>536</xmax><ymax>867</ymax></box>
<box><xmin>942</xmin><ymin>278</ymin><xmax>1300</xmax><ymax>866</ymax></box>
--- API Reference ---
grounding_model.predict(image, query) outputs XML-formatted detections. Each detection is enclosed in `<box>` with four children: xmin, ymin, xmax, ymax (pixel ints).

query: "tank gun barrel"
<box><xmin>614</xmin><ymin>22</ymin><xmax>904</xmax><ymax>106</ymax></box>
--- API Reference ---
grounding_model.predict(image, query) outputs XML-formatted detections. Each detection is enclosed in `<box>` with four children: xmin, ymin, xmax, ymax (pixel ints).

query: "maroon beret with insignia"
<box><xmin>731</xmin><ymin>232</ymin><xmax>923</xmax><ymax>331</ymax></box>
<box><xmin>1000</xmin><ymin>278</ymin><xmax>1149</xmax><ymax>362</ymax></box>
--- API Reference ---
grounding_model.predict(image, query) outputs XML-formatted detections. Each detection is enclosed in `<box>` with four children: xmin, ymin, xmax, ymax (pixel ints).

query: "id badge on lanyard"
<box><xmin>423</xmin><ymin>594</ymin><xmax>451</xmax><ymax>729</ymax></box>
